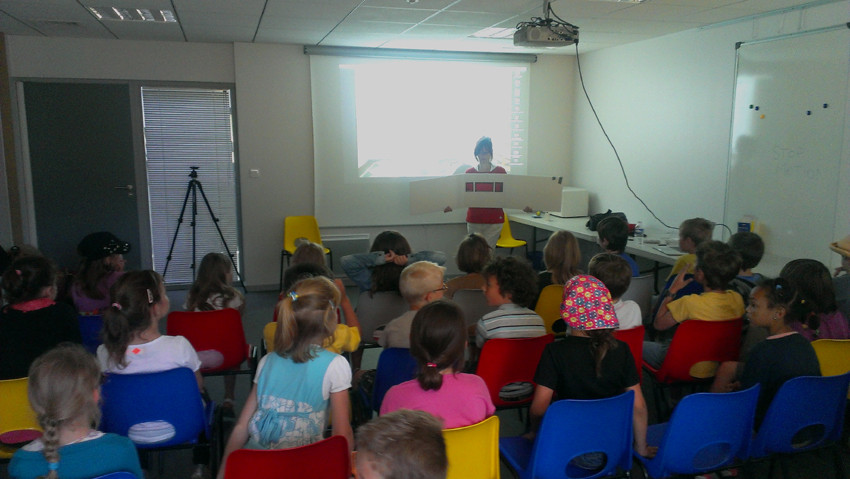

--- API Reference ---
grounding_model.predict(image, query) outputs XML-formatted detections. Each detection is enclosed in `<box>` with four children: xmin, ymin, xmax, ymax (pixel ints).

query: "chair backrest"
<box><xmin>750</xmin><ymin>373</ymin><xmax>850</xmax><ymax>458</ymax></box>
<box><xmin>443</xmin><ymin>415</ymin><xmax>500</xmax><ymax>479</ymax></box>
<box><xmin>811</xmin><ymin>339</ymin><xmax>850</xmax><ymax>376</ymax></box>
<box><xmin>534</xmin><ymin>284</ymin><xmax>564</xmax><ymax>335</ymax></box>
<box><xmin>653</xmin><ymin>318</ymin><xmax>743</xmax><ymax>383</ymax></box>
<box><xmin>100</xmin><ymin>367</ymin><xmax>206</xmax><ymax>448</ymax></box>
<box><xmin>0</xmin><ymin>377</ymin><xmax>42</xmax><ymax>457</ymax></box>
<box><xmin>166</xmin><ymin>308</ymin><xmax>247</xmax><ymax>372</ymax></box>
<box><xmin>91</xmin><ymin>473</ymin><xmax>141</xmax><ymax>479</ymax></box>
<box><xmin>647</xmin><ymin>385</ymin><xmax>760</xmax><ymax>478</ymax></box>
<box><xmin>78</xmin><ymin>314</ymin><xmax>104</xmax><ymax>354</ymax></box>
<box><xmin>613</xmin><ymin>325</ymin><xmax>645</xmax><ymax>381</ymax></box>
<box><xmin>283</xmin><ymin>215</ymin><xmax>324</xmax><ymax>254</ymax></box>
<box><xmin>452</xmin><ymin>289</ymin><xmax>497</xmax><ymax>327</ymax></box>
<box><xmin>475</xmin><ymin>335</ymin><xmax>555</xmax><ymax>408</ymax></box>
<box><xmin>372</xmin><ymin>348</ymin><xmax>418</xmax><ymax>412</ymax></box>
<box><xmin>354</xmin><ymin>291</ymin><xmax>408</xmax><ymax>342</ymax></box>
<box><xmin>224</xmin><ymin>435</ymin><xmax>350</xmax><ymax>479</ymax></box>
<box><xmin>498</xmin><ymin>216</ymin><xmax>515</xmax><ymax>243</ymax></box>
<box><xmin>527</xmin><ymin>391</ymin><xmax>635</xmax><ymax>479</ymax></box>
<box><xmin>620</xmin><ymin>274</ymin><xmax>654</xmax><ymax>320</ymax></box>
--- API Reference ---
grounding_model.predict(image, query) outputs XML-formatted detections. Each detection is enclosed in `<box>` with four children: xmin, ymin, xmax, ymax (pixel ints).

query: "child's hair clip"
<box><xmin>112</xmin><ymin>302</ymin><xmax>122</xmax><ymax>311</ymax></box>
<box><xmin>426</xmin><ymin>362</ymin><xmax>438</xmax><ymax>368</ymax></box>
<box><xmin>14</xmin><ymin>269</ymin><xmax>21</xmax><ymax>276</ymax></box>
<box><xmin>289</xmin><ymin>291</ymin><xmax>298</xmax><ymax>302</ymax></box>
<box><xmin>146</xmin><ymin>288</ymin><xmax>154</xmax><ymax>304</ymax></box>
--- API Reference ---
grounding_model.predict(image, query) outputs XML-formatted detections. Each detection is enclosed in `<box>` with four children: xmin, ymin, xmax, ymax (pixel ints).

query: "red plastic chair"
<box><xmin>166</xmin><ymin>309</ymin><xmax>251</xmax><ymax>375</ymax></box>
<box><xmin>223</xmin><ymin>435</ymin><xmax>350</xmax><ymax>479</ymax></box>
<box><xmin>475</xmin><ymin>335</ymin><xmax>554</xmax><ymax>412</ymax></box>
<box><xmin>613</xmin><ymin>325</ymin><xmax>645</xmax><ymax>381</ymax></box>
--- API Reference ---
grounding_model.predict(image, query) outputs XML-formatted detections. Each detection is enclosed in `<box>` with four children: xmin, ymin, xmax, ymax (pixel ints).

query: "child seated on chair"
<box><xmin>340</xmin><ymin>231</ymin><xmax>446</xmax><ymax>294</ymax></box>
<box><xmin>475</xmin><ymin>256</ymin><xmax>545</xmax><ymax>348</ymax></box>
<box><xmin>589</xmin><ymin>253</ymin><xmax>642</xmax><ymax>330</ymax></box>
<box><xmin>666</xmin><ymin>217</ymin><xmax>714</xmax><ymax>278</ymax></box>
<box><xmin>0</xmin><ymin>255</ymin><xmax>81</xmax><ymax>380</ymax></box>
<box><xmin>596</xmin><ymin>217</ymin><xmax>639</xmax><ymax>277</ymax></box>
<box><xmin>643</xmin><ymin>241</ymin><xmax>745</xmax><ymax>369</ymax></box>
<box><xmin>381</xmin><ymin>301</ymin><xmax>494</xmax><ymax>428</ymax></box>
<box><xmin>781</xmin><ymin>259</ymin><xmax>850</xmax><ymax>340</ymax></box>
<box><xmin>445</xmin><ymin>233</ymin><xmax>490</xmax><ymax>300</ymax></box>
<box><xmin>529</xmin><ymin>275</ymin><xmax>655</xmax><ymax>460</ymax></box>
<box><xmin>378</xmin><ymin>261</ymin><xmax>447</xmax><ymax>348</ymax></box>
<box><xmin>727</xmin><ymin>232</ymin><xmax>766</xmax><ymax>359</ymax></box>
<box><xmin>530</xmin><ymin>231</ymin><xmax>582</xmax><ymax>310</ymax></box>
<box><xmin>355</xmin><ymin>410</ymin><xmax>447</xmax><ymax>479</ymax></box>
<box><xmin>9</xmin><ymin>344</ymin><xmax>144</xmax><ymax>479</ymax></box>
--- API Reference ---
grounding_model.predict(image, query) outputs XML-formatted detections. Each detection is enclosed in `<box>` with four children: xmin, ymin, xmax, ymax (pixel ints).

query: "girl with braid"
<box><xmin>9</xmin><ymin>344</ymin><xmax>143</xmax><ymax>479</ymax></box>
<box><xmin>380</xmin><ymin>301</ymin><xmax>494</xmax><ymax>428</ymax></box>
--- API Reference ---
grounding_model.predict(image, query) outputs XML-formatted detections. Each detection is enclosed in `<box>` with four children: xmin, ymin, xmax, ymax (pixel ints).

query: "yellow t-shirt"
<box><xmin>668</xmin><ymin>290</ymin><xmax>745</xmax><ymax>323</ymax></box>
<box><xmin>263</xmin><ymin>322</ymin><xmax>361</xmax><ymax>355</ymax></box>
<box><xmin>667</xmin><ymin>253</ymin><xmax>696</xmax><ymax>278</ymax></box>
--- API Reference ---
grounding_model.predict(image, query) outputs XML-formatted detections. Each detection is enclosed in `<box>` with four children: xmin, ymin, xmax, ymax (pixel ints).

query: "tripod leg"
<box><xmin>194</xmin><ymin>181</ymin><xmax>247</xmax><ymax>293</ymax></box>
<box><xmin>162</xmin><ymin>180</ymin><xmax>195</xmax><ymax>278</ymax></box>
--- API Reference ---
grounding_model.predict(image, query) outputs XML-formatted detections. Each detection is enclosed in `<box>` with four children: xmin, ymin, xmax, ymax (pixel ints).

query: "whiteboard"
<box><xmin>723</xmin><ymin>26</ymin><xmax>850</xmax><ymax>276</ymax></box>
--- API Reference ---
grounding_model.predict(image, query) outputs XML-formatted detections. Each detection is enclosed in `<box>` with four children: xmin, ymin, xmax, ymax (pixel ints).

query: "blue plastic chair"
<box><xmin>500</xmin><ymin>390</ymin><xmax>635</xmax><ymax>479</ymax></box>
<box><xmin>371</xmin><ymin>348</ymin><xmax>418</xmax><ymax>413</ymax></box>
<box><xmin>91</xmin><ymin>473</ymin><xmax>141</xmax><ymax>479</ymax></box>
<box><xmin>749</xmin><ymin>373</ymin><xmax>850</xmax><ymax>477</ymax></box>
<box><xmin>78</xmin><ymin>314</ymin><xmax>103</xmax><ymax>354</ymax></box>
<box><xmin>636</xmin><ymin>385</ymin><xmax>760</xmax><ymax>479</ymax></box>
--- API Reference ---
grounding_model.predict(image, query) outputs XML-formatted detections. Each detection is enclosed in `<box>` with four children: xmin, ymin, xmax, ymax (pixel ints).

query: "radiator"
<box><xmin>323</xmin><ymin>233</ymin><xmax>370</xmax><ymax>277</ymax></box>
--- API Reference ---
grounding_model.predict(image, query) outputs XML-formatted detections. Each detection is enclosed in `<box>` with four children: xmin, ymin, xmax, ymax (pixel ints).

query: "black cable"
<box><xmin>573</xmin><ymin>42</ymin><xmax>678</xmax><ymax>231</ymax></box>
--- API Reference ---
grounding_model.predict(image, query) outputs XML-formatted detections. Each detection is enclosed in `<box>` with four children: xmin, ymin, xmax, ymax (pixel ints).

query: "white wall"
<box><xmin>570</xmin><ymin>0</ymin><xmax>850</xmax><ymax>259</ymax></box>
<box><xmin>2</xmin><ymin>37</ymin><xmax>574</xmax><ymax>288</ymax></box>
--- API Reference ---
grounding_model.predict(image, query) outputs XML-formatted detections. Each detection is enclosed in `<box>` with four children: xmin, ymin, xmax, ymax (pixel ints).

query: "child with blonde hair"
<box><xmin>219</xmin><ymin>277</ymin><xmax>353</xmax><ymax>477</ymax></box>
<box><xmin>9</xmin><ymin>344</ymin><xmax>143</xmax><ymax>479</ymax></box>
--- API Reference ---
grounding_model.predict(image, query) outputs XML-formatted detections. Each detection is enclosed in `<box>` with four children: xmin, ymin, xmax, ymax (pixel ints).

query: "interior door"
<box><xmin>23</xmin><ymin>82</ymin><xmax>142</xmax><ymax>271</ymax></box>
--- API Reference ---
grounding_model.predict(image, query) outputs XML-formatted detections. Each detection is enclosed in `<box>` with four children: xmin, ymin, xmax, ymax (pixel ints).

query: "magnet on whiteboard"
<box><xmin>823</xmin><ymin>103</ymin><xmax>829</xmax><ymax>108</ymax></box>
<box><xmin>807</xmin><ymin>111</ymin><xmax>812</xmax><ymax>115</ymax></box>
<box><xmin>760</xmin><ymin>114</ymin><xmax>765</xmax><ymax>119</ymax></box>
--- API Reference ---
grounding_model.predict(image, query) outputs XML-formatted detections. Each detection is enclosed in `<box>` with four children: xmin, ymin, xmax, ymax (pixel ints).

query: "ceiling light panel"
<box><xmin>87</xmin><ymin>6</ymin><xmax>176</xmax><ymax>22</ymax></box>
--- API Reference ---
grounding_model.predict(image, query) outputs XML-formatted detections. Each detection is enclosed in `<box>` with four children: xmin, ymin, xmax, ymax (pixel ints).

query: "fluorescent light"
<box><xmin>87</xmin><ymin>6</ymin><xmax>176</xmax><ymax>22</ymax></box>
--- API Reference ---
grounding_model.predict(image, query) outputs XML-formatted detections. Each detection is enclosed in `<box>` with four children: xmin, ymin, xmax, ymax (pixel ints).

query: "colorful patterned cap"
<box><xmin>561</xmin><ymin>275</ymin><xmax>619</xmax><ymax>331</ymax></box>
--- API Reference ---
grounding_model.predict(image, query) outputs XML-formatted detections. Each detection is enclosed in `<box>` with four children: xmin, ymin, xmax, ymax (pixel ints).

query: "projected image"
<box><xmin>348</xmin><ymin>61</ymin><xmax>529</xmax><ymax>178</ymax></box>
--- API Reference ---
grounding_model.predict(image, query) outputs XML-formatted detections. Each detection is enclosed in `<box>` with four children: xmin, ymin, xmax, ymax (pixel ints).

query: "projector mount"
<box><xmin>514</xmin><ymin>0</ymin><xmax>579</xmax><ymax>47</ymax></box>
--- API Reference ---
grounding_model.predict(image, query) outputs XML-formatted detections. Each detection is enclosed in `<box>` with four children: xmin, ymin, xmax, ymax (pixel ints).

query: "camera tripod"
<box><xmin>162</xmin><ymin>167</ymin><xmax>246</xmax><ymax>292</ymax></box>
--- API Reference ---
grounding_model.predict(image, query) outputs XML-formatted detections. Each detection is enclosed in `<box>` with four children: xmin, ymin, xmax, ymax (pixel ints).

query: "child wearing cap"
<box><xmin>529</xmin><ymin>275</ymin><xmax>654</xmax><ymax>459</ymax></box>
<box><xmin>71</xmin><ymin>232</ymin><xmax>131</xmax><ymax>314</ymax></box>
<box><xmin>830</xmin><ymin>235</ymin><xmax>850</xmax><ymax>321</ymax></box>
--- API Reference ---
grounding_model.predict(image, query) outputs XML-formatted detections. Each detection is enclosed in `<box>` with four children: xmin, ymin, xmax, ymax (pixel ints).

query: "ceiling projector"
<box><xmin>514</xmin><ymin>22</ymin><xmax>578</xmax><ymax>47</ymax></box>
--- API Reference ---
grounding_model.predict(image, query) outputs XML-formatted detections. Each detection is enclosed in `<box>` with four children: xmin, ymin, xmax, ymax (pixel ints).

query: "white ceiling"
<box><xmin>0</xmin><ymin>0</ymin><xmax>830</xmax><ymax>54</ymax></box>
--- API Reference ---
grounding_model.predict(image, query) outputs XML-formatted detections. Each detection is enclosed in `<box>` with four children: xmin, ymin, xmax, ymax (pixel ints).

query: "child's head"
<box><xmin>355</xmin><ymin>409</ymin><xmax>447</xmax><ymax>479</ymax></box>
<box><xmin>544</xmin><ymin>230</ymin><xmax>582</xmax><ymax>284</ymax></box>
<box><xmin>829</xmin><ymin>235</ymin><xmax>850</xmax><ymax>271</ymax></box>
<box><xmin>28</xmin><ymin>344</ymin><xmax>102</xmax><ymax>478</ymax></box>
<box><xmin>291</xmin><ymin>238</ymin><xmax>327</xmax><ymax>266</ymax></box>
<box><xmin>678</xmin><ymin>218</ymin><xmax>714</xmax><ymax>253</ymax></box>
<box><xmin>455</xmin><ymin>233</ymin><xmax>491</xmax><ymax>275</ymax></box>
<box><xmin>588</xmin><ymin>253</ymin><xmax>632</xmax><ymax>300</ymax></box>
<box><xmin>102</xmin><ymin>270</ymin><xmax>169</xmax><ymax>369</ymax></box>
<box><xmin>747</xmin><ymin>277</ymin><xmax>808</xmax><ymax>328</ymax></box>
<box><xmin>186</xmin><ymin>252</ymin><xmax>239</xmax><ymax>311</ymax></box>
<box><xmin>561</xmin><ymin>275</ymin><xmax>619</xmax><ymax>377</ymax></box>
<box><xmin>727</xmin><ymin>232</ymin><xmax>764</xmax><ymax>272</ymax></box>
<box><xmin>474</xmin><ymin>136</ymin><xmax>493</xmax><ymax>162</ymax></box>
<box><xmin>694</xmin><ymin>241</ymin><xmax>741</xmax><ymax>290</ymax></box>
<box><xmin>596</xmin><ymin>217</ymin><xmax>628</xmax><ymax>253</ymax></box>
<box><xmin>274</xmin><ymin>276</ymin><xmax>340</xmax><ymax>362</ymax></box>
<box><xmin>370</xmin><ymin>231</ymin><xmax>413</xmax><ymax>294</ymax></box>
<box><xmin>410</xmin><ymin>301</ymin><xmax>466</xmax><ymax>392</ymax></box>
<box><xmin>399</xmin><ymin>261</ymin><xmax>446</xmax><ymax>309</ymax></box>
<box><xmin>283</xmin><ymin>263</ymin><xmax>334</xmax><ymax>292</ymax></box>
<box><xmin>75</xmin><ymin>232</ymin><xmax>131</xmax><ymax>299</ymax></box>
<box><xmin>481</xmin><ymin>256</ymin><xmax>538</xmax><ymax>308</ymax></box>
<box><xmin>2</xmin><ymin>255</ymin><xmax>57</xmax><ymax>305</ymax></box>
<box><xmin>779</xmin><ymin>259</ymin><xmax>837</xmax><ymax>316</ymax></box>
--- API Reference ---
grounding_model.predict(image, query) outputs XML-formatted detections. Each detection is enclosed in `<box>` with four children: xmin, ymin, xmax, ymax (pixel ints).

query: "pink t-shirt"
<box><xmin>380</xmin><ymin>373</ymin><xmax>495</xmax><ymax>429</ymax></box>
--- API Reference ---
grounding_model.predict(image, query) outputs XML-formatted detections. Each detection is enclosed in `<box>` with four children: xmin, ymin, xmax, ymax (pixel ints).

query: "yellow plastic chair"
<box><xmin>534</xmin><ymin>284</ymin><xmax>564</xmax><ymax>336</ymax></box>
<box><xmin>812</xmin><ymin>339</ymin><xmax>850</xmax><ymax>398</ymax></box>
<box><xmin>443</xmin><ymin>415</ymin><xmax>500</xmax><ymax>479</ymax></box>
<box><xmin>280</xmin><ymin>215</ymin><xmax>332</xmax><ymax>290</ymax></box>
<box><xmin>0</xmin><ymin>377</ymin><xmax>42</xmax><ymax>460</ymax></box>
<box><xmin>495</xmin><ymin>217</ymin><xmax>527</xmax><ymax>256</ymax></box>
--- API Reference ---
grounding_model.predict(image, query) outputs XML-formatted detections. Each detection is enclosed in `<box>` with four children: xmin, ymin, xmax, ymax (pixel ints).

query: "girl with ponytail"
<box><xmin>529</xmin><ymin>275</ymin><xmax>654</xmax><ymax>459</ymax></box>
<box><xmin>218</xmin><ymin>276</ymin><xmax>353</xmax><ymax>478</ymax></box>
<box><xmin>0</xmin><ymin>256</ymin><xmax>81</xmax><ymax>380</ymax></box>
<box><xmin>9</xmin><ymin>344</ymin><xmax>143</xmax><ymax>479</ymax></box>
<box><xmin>380</xmin><ymin>301</ymin><xmax>494</xmax><ymax>428</ymax></box>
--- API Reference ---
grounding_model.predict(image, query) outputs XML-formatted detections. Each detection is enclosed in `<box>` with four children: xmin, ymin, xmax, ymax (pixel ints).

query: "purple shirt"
<box><xmin>72</xmin><ymin>271</ymin><xmax>124</xmax><ymax>314</ymax></box>
<box><xmin>380</xmin><ymin>373</ymin><xmax>495</xmax><ymax>429</ymax></box>
<box><xmin>791</xmin><ymin>310</ymin><xmax>850</xmax><ymax>341</ymax></box>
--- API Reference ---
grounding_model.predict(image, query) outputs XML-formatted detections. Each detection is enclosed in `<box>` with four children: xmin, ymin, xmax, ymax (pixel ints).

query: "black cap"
<box><xmin>77</xmin><ymin>232</ymin><xmax>131</xmax><ymax>261</ymax></box>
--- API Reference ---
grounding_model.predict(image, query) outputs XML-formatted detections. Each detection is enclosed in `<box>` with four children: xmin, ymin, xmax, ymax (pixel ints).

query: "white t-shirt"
<box><xmin>97</xmin><ymin>335</ymin><xmax>201</xmax><ymax>374</ymax></box>
<box><xmin>254</xmin><ymin>352</ymin><xmax>351</xmax><ymax>400</ymax></box>
<box><xmin>614</xmin><ymin>300</ymin><xmax>642</xmax><ymax>330</ymax></box>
